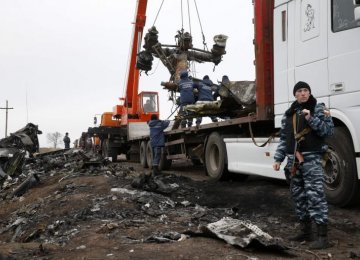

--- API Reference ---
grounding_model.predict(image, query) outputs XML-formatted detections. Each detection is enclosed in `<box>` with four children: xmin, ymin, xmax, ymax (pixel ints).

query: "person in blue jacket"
<box><xmin>177</xmin><ymin>70</ymin><xmax>195</xmax><ymax>128</ymax></box>
<box><xmin>213</xmin><ymin>75</ymin><xmax>229</xmax><ymax>101</ymax></box>
<box><xmin>148</xmin><ymin>114</ymin><xmax>170</xmax><ymax>176</ymax></box>
<box><xmin>193</xmin><ymin>75</ymin><xmax>218</xmax><ymax>126</ymax></box>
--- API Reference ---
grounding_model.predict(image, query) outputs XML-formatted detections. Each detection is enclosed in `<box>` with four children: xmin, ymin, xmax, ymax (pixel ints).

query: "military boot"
<box><xmin>309</xmin><ymin>224</ymin><xmax>331</xmax><ymax>250</ymax></box>
<box><xmin>289</xmin><ymin>220</ymin><xmax>313</xmax><ymax>242</ymax></box>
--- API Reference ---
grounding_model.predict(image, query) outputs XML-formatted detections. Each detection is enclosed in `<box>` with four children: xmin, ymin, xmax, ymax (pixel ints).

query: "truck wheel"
<box><xmin>146</xmin><ymin>141</ymin><xmax>153</xmax><ymax>168</ymax></box>
<box><xmin>324</xmin><ymin>127</ymin><xmax>360</xmax><ymax>206</ymax></box>
<box><xmin>159</xmin><ymin>148</ymin><xmax>172</xmax><ymax>170</ymax></box>
<box><xmin>111</xmin><ymin>151</ymin><xmax>118</xmax><ymax>163</ymax></box>
<box><xmin>140</xmin><ymin>141</ymin><xmax>148</xmax><ymax>168</ymax></box>
<box><xmin>101</xmin><ymin>139</ymin><xmax>109</xmax><ymax>158</ymax></box>
<box><xmin>205</xmin><ymin>132</ymin><xmax>229</xmax><ymax>181</ymax></box>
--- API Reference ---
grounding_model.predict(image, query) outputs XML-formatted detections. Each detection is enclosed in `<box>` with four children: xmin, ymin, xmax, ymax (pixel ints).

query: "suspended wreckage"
<box><xmin>136</xmin><ymin>26</ymin><xmax>257</xmax><ymax>120</ymax></box>
<box><xmin>136</xmin><ymin>26</ymin><xmax>228</xmax><ymax>81</ymax></box>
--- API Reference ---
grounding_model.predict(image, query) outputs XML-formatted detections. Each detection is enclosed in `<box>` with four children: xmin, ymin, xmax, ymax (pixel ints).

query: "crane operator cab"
<box><xmin>139</xmin><ymin>92</ymin><xmax>159</xmax><ymax>121</ymax></box>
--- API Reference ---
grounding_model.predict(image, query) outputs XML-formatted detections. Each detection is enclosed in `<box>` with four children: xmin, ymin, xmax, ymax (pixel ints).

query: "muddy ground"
<box><xmin>0</xmin><ymin>150</ymin><xmax>360</xmax><ymax>260</ymax></box>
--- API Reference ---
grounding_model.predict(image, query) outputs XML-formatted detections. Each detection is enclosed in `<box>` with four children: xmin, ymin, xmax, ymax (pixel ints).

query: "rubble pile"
<box><xmin>0</xmin><ymin>145</ymin><xmax>359</xmax><ymax>259</ymax></box>
<box><xmin>0</xmin><ymin>147</ymin><xmax>106</xmax><ymax>199</ymax></box>
<box><xmin>7</xmin><ymin>124</ymin><xmax>360</xmax><ymax>258</ymax></box>
<box><xmin>0</xmin><ymin>142</ymin><xmax>289</xmax><ymax>259</ymax></box>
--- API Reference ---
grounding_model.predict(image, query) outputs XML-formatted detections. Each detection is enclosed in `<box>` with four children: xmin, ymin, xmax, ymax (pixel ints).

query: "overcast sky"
<box><xmin>0</xmin><ymin>0</ymin><xmax>255</xmax><ymax>148</ymax></box>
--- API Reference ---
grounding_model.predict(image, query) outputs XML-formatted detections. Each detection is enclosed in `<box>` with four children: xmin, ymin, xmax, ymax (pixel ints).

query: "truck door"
<box><xmin>328</xmin><ymin>0</ymin><xmax>360</xmax><ymax>103</ymax></box>
<box><xmin>274</xmin><ymin>1</ymin><xmax>295</xmax><ymax>127</ymax></box>
<box><xmin>292</xmin><ymin>0</ymin><xmax>329</xmax><ymax>102</ymax></box>
<box><xmin>328</xmin><ymin>0</ymin><xmax>360</xmax><ymax>155</ymax></box>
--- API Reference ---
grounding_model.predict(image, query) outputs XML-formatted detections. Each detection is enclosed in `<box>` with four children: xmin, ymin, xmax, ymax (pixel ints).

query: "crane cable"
<box><xmin>187</xmin><ymin>0</ymin><xmax>192</xmax><ymax>36</ymax></box>
<box><xmin>194</xmin><ymin>0</ymin><xmax>208</xmax><ymax>51</ymax></box>
<box><xmin>152</xmin><ymin>0</ymin><xmax>207</xmax><ymax>52</ymax></box>
<box><xmin>181</xmin><ymin>0</ymin><xmax>184</xmax><ymax>30</ymax></box>
<box><xmin>152</xmin><ymin>0</ymin><xmax>165</xmax><ymax>26</ymax></box>
<box><xmin>180</xmin><ymin>0</ymin><xmax>192</xmax><ymax>34</ymax></box>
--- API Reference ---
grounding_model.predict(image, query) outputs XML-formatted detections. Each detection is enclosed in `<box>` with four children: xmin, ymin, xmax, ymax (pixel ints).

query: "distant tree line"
<box><xmin>46</xmin><ymin>132</ymin><xmax>62</xmax><ymax>148</ymax></box>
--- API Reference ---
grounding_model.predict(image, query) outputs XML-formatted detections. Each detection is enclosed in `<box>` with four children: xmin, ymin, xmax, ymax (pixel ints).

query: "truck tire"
<box><xmin>111</xmin><ymin>152</ymin><xmax>118</xmax><ymax>163</ymax></box>
<box><xmin>205</xmin><ymin>132</ymin><xmax>229</xmax><ymax>181</ymax></box>
<box><xmin>146</xmin><ymin>141</ymin><xmax>153</xmax><ymax>168</ymax></box>
<box><xmin>101</xmin><ymin>139</ymin><xmax>117</xmax><ymax>162</ymax></box>
<box><xmin>140</xmin><ymin>141</ymin><xmax>148</xmax><ymax>168</ymax></box>
<box><xmin>324</xmin><ymin>127</ymin><xmax>360</xmax><ymax>206</ymax></box>
<box><xmin>159</xmin><ymin>148</ymin><xmax>172</xmax><ymax>170</ymax></box>
<box><xmin>101</xmin><ymin>139</ymin><xmax>109</xmax><ymax>158</ymax></box>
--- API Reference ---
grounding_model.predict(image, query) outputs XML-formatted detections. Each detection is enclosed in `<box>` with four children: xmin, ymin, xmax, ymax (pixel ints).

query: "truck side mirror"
<box><xmin>93</xmin><ymin>117</ymin><xmax>97</xmax><ymax>125</ymax></box>
<box><xmin>355</xmin><ymin>6</ymin><xmax>360</xmax><ymax>21</ymax></box>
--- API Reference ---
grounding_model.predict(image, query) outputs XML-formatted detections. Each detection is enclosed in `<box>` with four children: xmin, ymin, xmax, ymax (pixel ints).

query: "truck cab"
<box><xmin>273</xmin><ymin>0</ymin><xmax>360</xmax><ymax>206</ymax></box>
<box><xmin>224</xmin><ymin>0</ymin><xmax>360</xmax><ymax>207</ymax></box>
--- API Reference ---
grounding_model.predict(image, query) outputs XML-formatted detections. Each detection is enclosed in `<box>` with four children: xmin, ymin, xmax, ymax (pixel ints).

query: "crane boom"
<box><xmin>124</xmin><ymin>0</ymin><xmax>147</xmax><ymax>116</ymax></box>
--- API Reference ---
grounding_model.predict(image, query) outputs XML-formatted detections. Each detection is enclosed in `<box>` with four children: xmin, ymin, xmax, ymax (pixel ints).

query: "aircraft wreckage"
<box><xmin>136</xmin><ymin>26</ymin><xmax>256</xmax><ymax>122</ymax></box>
<box><xmin>0</xmin><ymin>123</ymin><xmax>42</xmax><ymax>180</ymax></box>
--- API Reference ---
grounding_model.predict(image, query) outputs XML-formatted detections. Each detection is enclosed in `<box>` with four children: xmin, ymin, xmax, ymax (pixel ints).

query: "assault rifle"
<box><xmin>290</xmin><ymin>111</ymin><xmax>309</xmax><ymax>176</ymax></box>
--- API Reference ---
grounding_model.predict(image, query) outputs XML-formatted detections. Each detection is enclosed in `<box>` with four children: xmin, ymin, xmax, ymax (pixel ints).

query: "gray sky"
<box><xmin>0</xmin><ymin>0</ymin><xmax>254</xmax><ymax>148</ymax></box>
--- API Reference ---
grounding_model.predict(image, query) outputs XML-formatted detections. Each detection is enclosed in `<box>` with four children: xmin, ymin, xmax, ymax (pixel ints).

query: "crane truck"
<box><xmin>90</xmin><ymin>0</ymin><xmax>360</xmax><ymax>207</ymax></box>
<box><xmin>87</xmin><ymin>0</ymin><xmax>160</xmax><ymax>162</ymax></box>
<box><xmin>88</xmin><ymin>0</ymin><xmax>229</xmax><ymax>164</ymax></box>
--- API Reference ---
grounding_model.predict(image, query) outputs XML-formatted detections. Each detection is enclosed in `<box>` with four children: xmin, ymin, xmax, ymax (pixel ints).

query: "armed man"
<box><xmin>272</xmin><ymin>81</ymin><xmax>334</xmax><ymax>250</ymax></box>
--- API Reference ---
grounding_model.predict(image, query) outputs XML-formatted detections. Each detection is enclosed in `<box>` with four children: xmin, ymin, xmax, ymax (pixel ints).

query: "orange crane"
<box><xmin>113</xmin><ymin>0</ymin><xmax>158</xmax><ymax>125</ymax></box>
<box><xmin>88</xmin><ymin>0</ymin><xmax>159</xmax><ymax>161</ymax></box>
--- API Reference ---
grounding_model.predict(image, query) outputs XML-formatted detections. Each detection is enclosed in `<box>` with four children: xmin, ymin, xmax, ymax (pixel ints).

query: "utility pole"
<box><xmin>0</xmin><ymin>100</ymin><xmax>14</xmax><ymax>137</ymax></box>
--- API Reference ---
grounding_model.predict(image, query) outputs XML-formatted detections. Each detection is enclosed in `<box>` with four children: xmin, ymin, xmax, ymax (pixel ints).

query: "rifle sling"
<box><xmin>292</xmin><ymin>113</ymin><xmax>311</xmax><ymax>142</ymax></box>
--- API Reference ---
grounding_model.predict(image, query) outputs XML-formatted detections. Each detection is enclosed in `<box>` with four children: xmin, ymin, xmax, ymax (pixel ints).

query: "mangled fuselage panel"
<box><xmin>0</xmin><ymin>123</ymin><xmax>42</xmax><ymax>155</ymax></box>
<box><xmin>0</xmin><ymin>123</ymin><xmax>42</xmax><ymax>180</ymax></box>
<box><xmin>177</xmin><ymin>80</ymin><xmax>256</xmax><ymax>121</ymax></box>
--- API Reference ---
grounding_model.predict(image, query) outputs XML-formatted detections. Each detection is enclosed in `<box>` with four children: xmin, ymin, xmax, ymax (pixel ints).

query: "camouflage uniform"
<box><xmin>274</xmin><ymin>101</ymin><xmax>334</xmax><ymax>225</ymax></box>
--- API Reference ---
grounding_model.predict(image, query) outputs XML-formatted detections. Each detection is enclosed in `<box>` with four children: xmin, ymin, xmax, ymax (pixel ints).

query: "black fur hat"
<box><xmin>293</xmin><ymin>81</ymin><xmax>311</xmax><ymax>96</ymax></box>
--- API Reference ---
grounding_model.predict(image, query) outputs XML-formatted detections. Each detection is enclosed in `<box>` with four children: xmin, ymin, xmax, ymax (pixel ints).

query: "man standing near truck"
<box><xmin>272</xmin><ymin>81</ymin><xmax>334</xmax><ymax>250</ymax></box>
<box><xmin>148</xmin><ymin>114</ymin><xmax>170</xmax><ymax>176</ymax></box>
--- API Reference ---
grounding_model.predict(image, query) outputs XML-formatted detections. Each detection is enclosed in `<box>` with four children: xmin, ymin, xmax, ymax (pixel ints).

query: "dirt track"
<box><xmin>0</xmin><ymin>155</ymin><xmax>360</xmax><ymax>260</ymax></box>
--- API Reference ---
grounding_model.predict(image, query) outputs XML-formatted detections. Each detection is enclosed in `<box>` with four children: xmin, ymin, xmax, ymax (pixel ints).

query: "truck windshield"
<box><xmin>332</xmin><ymin>0</ymin><xmax>360</xmax><ymax>32</ymax></box>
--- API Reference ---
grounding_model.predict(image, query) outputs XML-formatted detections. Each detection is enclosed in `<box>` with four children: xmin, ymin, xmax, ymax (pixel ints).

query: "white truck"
<box><xmin>225</xmin><ymin>0</ymin><xmax>360</xmax><ymax>207</ymax></box>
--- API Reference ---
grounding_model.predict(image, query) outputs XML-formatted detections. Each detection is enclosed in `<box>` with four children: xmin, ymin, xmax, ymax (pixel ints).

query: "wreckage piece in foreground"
<box><xmin>198</xmin><ymin>217</ymin><xmax>287</xmax><ymax>251</ymax></box>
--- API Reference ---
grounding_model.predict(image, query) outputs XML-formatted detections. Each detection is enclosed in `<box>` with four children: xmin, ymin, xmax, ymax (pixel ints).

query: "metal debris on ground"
<box><xmin>193</xmin><ymin>217</ymin><xmax>287</xmax><ymax>251</ymax></box>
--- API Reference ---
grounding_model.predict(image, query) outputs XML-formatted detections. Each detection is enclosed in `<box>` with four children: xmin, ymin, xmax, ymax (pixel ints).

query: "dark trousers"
<box><xmin>152</xmin><ymin>146</ymin><xmax>162</xmax><ymax>166</ymax></box>
<box><xmin>179</xmin><ymin>103</ymin><xmax>193</xmax><ymax>127</ymax></box>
